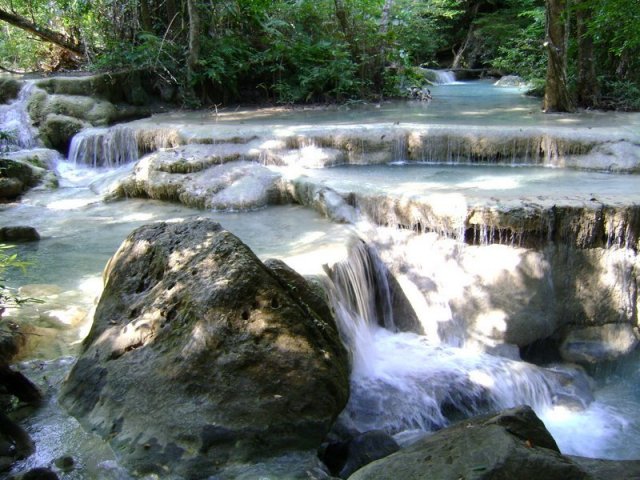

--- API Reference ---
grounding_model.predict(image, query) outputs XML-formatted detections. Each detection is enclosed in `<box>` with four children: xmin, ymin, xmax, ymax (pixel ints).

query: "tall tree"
<box><xmin>187</xmin><ymin>0</ymin><xmax>201</xmax><ymax>98</ymax></box>
<box><xmin>543</xmin><ymin>0</ymin><xmax>574</xmax><ymax>112</ymax></box>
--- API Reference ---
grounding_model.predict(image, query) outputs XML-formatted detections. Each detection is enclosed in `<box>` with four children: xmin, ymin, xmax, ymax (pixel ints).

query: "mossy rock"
<box><xmin>414</xmin><ymin>67</ymin><xmax>439</xmax><ymax>84</ymax></box>
<box><xmin>41</xmin><ymin>95</ymin><xmax>117</xmax><ymax>126</ymax></box>
<box><xmin>0</xmin><ymin>177</ymin><xmax>24</xmax><ymax>199</ymax></box>
<box><xmin>39</xmin><ymin>114</ymin><xmax>89</xmax><ymax>153</ymax></box>
<box><xmin>0</xmin><ymin>226</ymin><xmax>40</xmax><ymax>242</ymax></box>
<box><xmin>34</xmin><ymin>71</ymin><xmax>151</xmax><ymax>106</ymax></box>
<box><xmin>0</xmin><ymin>157</ymin><xmax>46</xmax><ymax>199</ymax></box>
<box><xmin>27</xmin><ymin>89</ymin><xmax>49</xmax><ymax>125</ymax></box>
<box><xmin>0</xmin><ymin>77</ymin><xmax>22</xmax><ymax>104</ymax></box>
<box><xmin>4</xmin><ymin>148</ymin><xmax>59</xmax><ymax>169</ymax></box>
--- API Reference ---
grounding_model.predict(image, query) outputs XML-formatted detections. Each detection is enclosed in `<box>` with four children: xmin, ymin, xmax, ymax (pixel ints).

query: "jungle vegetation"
<box><xmin>0</xmin><ymin>0</ymin><xmax>638</xmax><ymax>111</ymax></box>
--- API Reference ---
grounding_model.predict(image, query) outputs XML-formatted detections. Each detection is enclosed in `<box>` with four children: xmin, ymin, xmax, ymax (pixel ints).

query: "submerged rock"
<box><xmin>347</xmin><ymin>406</ymin><xmax>589</xmax><ymax>480</ymax></box>
<box><xmin>0</xmin><ymin>226</ymin><xmax>40</xmax><ymax>242</ymax></box>
<box><xmin>60</xmin><ymin>219</ymin><xmax>349</xmax><ymax>478</ymax></box>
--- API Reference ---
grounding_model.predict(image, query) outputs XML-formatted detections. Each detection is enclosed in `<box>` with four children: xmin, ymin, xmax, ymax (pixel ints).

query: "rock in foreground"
<box><xmin>348</xmin><ymin>406</ymin><xmax>589</xmax><ymax>480</ymax></box>
<box><xmin>60</xmin><ymin>219</ymin><xmax>349</xmax><ymax>478</ymax></box>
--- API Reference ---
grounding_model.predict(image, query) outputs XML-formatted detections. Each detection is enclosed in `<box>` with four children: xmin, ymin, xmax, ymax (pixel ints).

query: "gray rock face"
<box><xmin>60</xmin><ymin>219</ymin><xmax>349</xmax><ymax>478</ymax></box>
<box><xmin>348</xmin><ymin>406</ymin><xmax>589</xmax><ymax>480</ymax></box>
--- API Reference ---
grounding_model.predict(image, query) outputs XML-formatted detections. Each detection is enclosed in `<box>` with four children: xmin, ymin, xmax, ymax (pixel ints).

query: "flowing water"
<box><xmin>2</xmin><ymin>78</ymin><xmax>640</xmax><ymax>477</ymax></box>
<box><xmin>326</xmin><ymin>235</ymin><xmax>640</xmax><ymax>459</ymax></box>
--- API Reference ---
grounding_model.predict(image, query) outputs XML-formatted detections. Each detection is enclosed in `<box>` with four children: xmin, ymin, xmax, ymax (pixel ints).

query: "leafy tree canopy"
<box><xmin>0</xmin><ymin>0</ymin><xmax>638</xmax><ymax>108</ymax></box>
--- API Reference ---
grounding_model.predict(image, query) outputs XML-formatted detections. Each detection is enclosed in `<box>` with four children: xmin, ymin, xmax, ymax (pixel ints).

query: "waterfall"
<box><xmin>325</xmin><ymin>237</ymin><xmax>591</xmax><ymax>436</ymax></box>
<box><xmin>0</xmin><ymin>82</ymin><xmax>38</xmax><ymax>150</ymax></box>
<box><xmin>324</xmin><ymin>240</ymin><xmax>395</xmax><ymax>374</ymax></box>
<box><xmin>68</xmin><ymin>125</ymin><xmax>139</xmax><ymax>167</ymax></box>
<box><xmin>433</xmin><ymin>70</ymin><xmax>457</xmax><ymax>85</ymax></box>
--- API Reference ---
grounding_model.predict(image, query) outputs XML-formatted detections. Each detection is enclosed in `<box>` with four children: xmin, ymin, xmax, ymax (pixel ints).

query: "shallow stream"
<box><xmin>2</xmin><ymin>77</ymin><xmax>640</xmax><ymax>477</ymax></box>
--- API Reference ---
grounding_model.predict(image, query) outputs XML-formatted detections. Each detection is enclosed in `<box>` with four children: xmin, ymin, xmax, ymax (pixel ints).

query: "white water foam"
<box><xmin>433</xmin><ymin>70</ymin><xmax>458</xmax><ymax>85</ymax></box>
<box><xmin>0</xmin><ymin>81</ymin><xmax>38</xmax><ymax>150</ymax></box>
<box><xmin>325</xmin><ymin>236</ymin><xmax>640</xmax><ymax>459</ymax></box>
<box><xmin>68</xmin><ymin>125</ymin><xmax>139</xmax><ymax>168</ymax></box>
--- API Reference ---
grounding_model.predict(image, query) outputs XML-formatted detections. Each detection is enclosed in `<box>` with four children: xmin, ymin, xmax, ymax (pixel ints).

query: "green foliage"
<box><xmin>0</xmin><ymin>0</ymin><xmax>638</xmax><ymax>109</ymax></box>
<box><xmin>598</xmin><ymin>78</ymin><xmax>640</xmax><ymax>111</ymax></box>
<box><xmin>390</xmin><ymin>1</ymin><xmax>456</xmax><ymax>67</ymax></box>
<box><xmin>0</xmin><ymin>24</ymin><xmax>53</xmax><ymax>71</ymax></box>
<box><xmin>488</xmin><ymin>5</ymin><xmax>547</xmax><ymax>80</ymax></box>
<box><xmin>0</xmin><ymin>245</ymin><xmax>39</xmax><ymax>317</ymax></box>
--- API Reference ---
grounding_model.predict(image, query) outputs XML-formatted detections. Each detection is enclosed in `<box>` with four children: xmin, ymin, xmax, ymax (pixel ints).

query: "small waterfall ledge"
<box><xmin>323</xmin><ymin>239</ymin><xmax>599</xmax><ymax>445</ymax></box>
<box><xmin>76</xmin><ymin>119</ymin><xmax>640</xmax><ymax>172</ymax></box>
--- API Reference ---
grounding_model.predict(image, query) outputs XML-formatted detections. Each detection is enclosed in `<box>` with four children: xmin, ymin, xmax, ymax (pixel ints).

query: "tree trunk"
<box><xmin>334</xmin><ymin>0</ymin><xmax>350</xmax><ymax>40</ymax></box>
<box><xmin>186</xmin><ymin>0</ymin><xmax>201</xmax><ymax>97</ymax></box>
<box><xmin>140</xmin><ymin>0</ymin><xmax>154</xmax><ymax>33</ymax></box>
<box><xmin>376</xmin><ymin>0</ymin><xmax>394</xmax><ymax>94</ymax></box>
<box><xmin>543</xmin><ymin>0</ymin><xmax>574</xmax><ymax>112</ymax></box>
<box><xmin>452</xmin><ymin>2</ymin><xmax>480</xmax><ymax>69</ymax></box>
<box><xmin>575</xmin><ymin>1</ymin><xmax>599</xmax><ymax>107</ymax></box>
<box><xmin>0</xmin><ymin>7</ymin><xmax>84</xmax><ymax>57</ymax></box>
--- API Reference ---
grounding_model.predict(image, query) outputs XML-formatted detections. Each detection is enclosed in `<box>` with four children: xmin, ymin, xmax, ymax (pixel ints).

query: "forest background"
<box><xmin>0</xmin><ymin>0</ymin><xmax>638</xmax><ymax>112</ymax></box>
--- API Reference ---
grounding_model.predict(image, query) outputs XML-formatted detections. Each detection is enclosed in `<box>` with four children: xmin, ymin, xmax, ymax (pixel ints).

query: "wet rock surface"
<box><xmin>114</xmin><ymin>149</ymin><xmax>289</xmax><ymax>210</ymax></box>
<box><xmin>0</xmin><ymin>78</ymin><xmax>22</xmax><ymax>104</ymax></box>
<box><xmin>0</xmin><ymin>158</ymin><xmax>47</xmax><ymax>200</ymax></box>
<box><xmin>347</xmin><ymin>406</ymin><xmax>589</xmax><ymax>480</ymax></box>
<box><xmin>60</xmin><ymin>219</ymin><xmax>350</xmax><ymax>478</ymax></box>
<box><xmin>320</xmin><ymin>430</ymin><xmax>400</xmax><ymax>478</ymax></box>
<box><xmin>0</xmin><ymin>226</ymin><xmax>40</xmax><ymax>243</ymax></box>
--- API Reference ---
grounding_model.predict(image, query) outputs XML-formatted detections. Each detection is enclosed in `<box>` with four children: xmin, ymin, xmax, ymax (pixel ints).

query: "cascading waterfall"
<box><xmin>0</xmin><ymin>82</ymin><xmax>38</xmax><ymax>150</ymax></box>
<box><xmin>325</xmin><ymin>237</ymin><xmax>603</xmax><ymax>443</ymax></box>
<box><xmin>68</xmin><ymin>125</ymin><xmax>139</xmax><ymax>167</ymax></box>
<box><xmin>433</xmin><ymin>70</ymin><xmax>457</xmax><ymax>85</ymax></box>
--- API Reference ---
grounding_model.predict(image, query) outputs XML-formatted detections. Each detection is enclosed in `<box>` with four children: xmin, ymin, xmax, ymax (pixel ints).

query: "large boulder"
<box><xmin>348</xmin><ymin>406</ymin><xmax>590</xmax><ymax>480</ymax></box>
<box><xmin>60</xmin><ymin>219</ymin><xmax>350</xmax><ymax>478</ymax></box>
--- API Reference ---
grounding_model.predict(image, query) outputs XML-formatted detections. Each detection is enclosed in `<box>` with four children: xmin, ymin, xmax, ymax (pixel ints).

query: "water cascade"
<box><xmin>324</xmin><ymin>235</ymin><xmax>639</xmax><ymax>458</ymax></box>
<box><xmin>68</xmin><ymin>125</ymin><xmax>139</xmax><ymax>167</ymax></box>
<box><xmin>0</xmin><ymin>82</ymin><xmax>38</xmax><ymax>150</ymax></box>
<box><xmin>432</xmin><ymin>70</ymin><xmax>457</xmax><ymax>84</ymax></box>
<box><xmin>3</xmin><ymin>77</ymin><xmax>640</xmax><ymax>476</ymax></box>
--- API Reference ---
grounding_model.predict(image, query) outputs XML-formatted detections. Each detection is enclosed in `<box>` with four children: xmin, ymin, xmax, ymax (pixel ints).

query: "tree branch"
<box><xmin>0</xmin><ymin>7</ymin><xmax>85</xmax><ymax>56</ymax></box>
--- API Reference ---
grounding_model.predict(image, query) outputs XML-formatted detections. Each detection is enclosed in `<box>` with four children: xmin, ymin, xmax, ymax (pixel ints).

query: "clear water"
<box><xmin>297</xmin><ymin>163</ymin><xmax>640</xmax><ymax>205</ymax></box>
<box><xmin>3</xmin><ymin>79</ymin><xmax>640</xmax><ymax>477</ymax></box>
<box><xmin>129</xmin><ymin>80</ymin><xmax>640</xmax><ymax>131</ymax></box>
